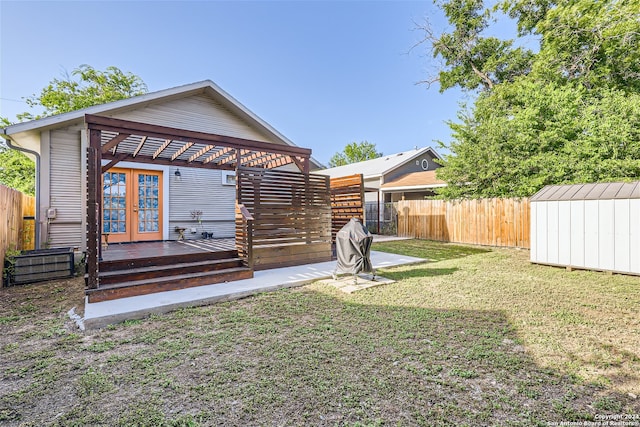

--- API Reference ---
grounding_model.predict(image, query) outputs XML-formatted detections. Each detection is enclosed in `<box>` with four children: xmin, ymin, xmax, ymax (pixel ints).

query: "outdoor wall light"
<box><xmin>174</xmin><ymin>168</ymin><xmax>182</xmax><ymax>181</ymax></box>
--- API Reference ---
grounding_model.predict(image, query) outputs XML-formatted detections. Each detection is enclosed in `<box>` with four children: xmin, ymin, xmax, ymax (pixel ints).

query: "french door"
<box><xmin>103</xmin><ymin>168</ymin><xmax>163</xmax><ymax>243</ymax></box>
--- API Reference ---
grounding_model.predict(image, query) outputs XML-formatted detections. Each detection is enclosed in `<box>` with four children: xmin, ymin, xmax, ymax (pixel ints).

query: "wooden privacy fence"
<box><xmin>329</xmin><ymin>174</ymin><xmax>364</xmax><ymax>241</ymax></box>
<box><xmin>0</xmin><ymin>184</ymin><xmax>36</xmax><ymax>268</ymax></box>
<box><xmin>236</xmin><ymin>167</ymin><xmax>332</xmax><ymax>270</ymax></box>
<box><xmin>397</xmin><ymin>198</ymin><xmax>530</xmax><ymax>248</ymax></box>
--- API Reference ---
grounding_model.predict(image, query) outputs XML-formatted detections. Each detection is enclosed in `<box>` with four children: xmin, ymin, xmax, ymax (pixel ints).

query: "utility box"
<box><xmin>4</xmin><ymin>247</ymin><xmax>74</xmax><ymax>286</ymax></box>
<box><xmin>530</xmin><ymin>182</ymin><xmax>640</xmax><ymax>275</ymax></box>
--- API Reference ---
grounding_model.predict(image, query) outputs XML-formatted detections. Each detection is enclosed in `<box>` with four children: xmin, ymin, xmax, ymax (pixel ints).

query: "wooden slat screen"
<box><xmin>330</xmin><ymin>174</ymin><xmax>364</xmax><ymax>241</ymax></box>
<box><xmin>0</xmin><ymin>185</ymin><xmax>36</xmax><ymax>278</ymax></box>
<box><xmin>236</xmin><ymin>167</ymin><xmax>332</xmax><ymax>269</ymax></box>
<box><xmin>397</xmin><ymin>198</ymin><xmax>530</xmax><ymax>248</ymax></box>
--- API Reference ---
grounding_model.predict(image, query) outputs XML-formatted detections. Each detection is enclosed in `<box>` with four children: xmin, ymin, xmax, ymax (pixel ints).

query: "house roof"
<box><xmin>531</xmin><ymin>181</ymin><xmax>640</xmax><ymax>201</ymax></box>
<box><xmin>319</xmin><ymin>147</ymin><xmax>441</xmax><ymax>179</ymax></box>
<box><xmin>380</xmin><ymin>170</ymin><xmax>446</xmax><ymax>191</ymax></box>
<box><xmin>2</xmin><ymin>80</ymin><xmax>323</xmax><ymax>169</ymax></box>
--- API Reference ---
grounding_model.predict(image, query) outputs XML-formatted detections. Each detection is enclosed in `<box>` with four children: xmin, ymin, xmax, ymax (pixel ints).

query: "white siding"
<box><xmin>583</xmin><ymin>200</ymin><xmax>600</xmax><ymax>269</ymax></box>
<box><xmin>169</xmin><ymin>168</ymin><xmax>235</xmax><ymax>239</ymax></box>
<box><xmin>48</xmin><ymin>128</ymin><xmax>83</xmax><ymax>249</ymax></box>
<box><xmin>598</xmin><ymin>200</ymin><xmax>615</xmax><ymax>270</ymax></box>
<box><xmin>630</xmin><ymin>200</ymin><xmax>640</xmax><ymax>274</ymax></box>
<box><xmin>530</xmin><ymin>203</ymin><xmax>537</xmax><ymax>262</ymax></box>
<box><xmin>112</xmin><ymin>94</ymin><xmax>279</xmax><ymax>144</ymax></box>
<box><xmin>546</xmin><ymin>201</ymin><xmax>559</xmax><ymax>264</ymax></box>
<box><xmin>536</xmin><ymin>203</ymin><xmax>548</xmax><ymax>263</ymax></box>
<box><xmin>569</xmin><ymin>201</ymin><xmax>585</xmax><ymax>267</ymax></box>
<box><xmin>614</xmin><ymin>199</ymin><xmax>630</xmax><ymax>272</ymax></box>
<box><xmin>557</xmin><ymin>202</ymin><xmax>571</xmax><ymax>266</ymax></box>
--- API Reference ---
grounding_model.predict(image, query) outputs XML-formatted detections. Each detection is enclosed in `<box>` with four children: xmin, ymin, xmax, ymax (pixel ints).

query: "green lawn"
<box><xmin>0</xmin><ymin>240</ymin><xmax>638</xmax><ymax>426</ymax></box>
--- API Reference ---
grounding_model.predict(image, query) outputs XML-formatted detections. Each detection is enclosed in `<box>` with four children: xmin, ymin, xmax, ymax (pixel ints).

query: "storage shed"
<box><xmin>530</xmin><ymin>181</ymin><xmax>640</xmax><ymax>275</ymax></box>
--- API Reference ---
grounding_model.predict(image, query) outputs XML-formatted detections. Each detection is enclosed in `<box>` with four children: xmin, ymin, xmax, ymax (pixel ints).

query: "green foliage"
<box><xmin>0</xmin><ymin>144</ymin><xmax>35</xmax><ymax>195</ymax></box>
<box><xmin>16</xmin><ymin>64</ymin><xmax>147</xmax><ymax>122</ymax></box>
<box><xmin>0</xmin><ymin>65</ymin><xmax>147</xmax><ymax>196</ymax></box>
<box><xmin>422</xmin><ymin>0</ymin><xmax>640</xmax><ymax>198</ymax></box>
<box><xmin>328</xmin><ymin>141</ymin><xmax>382</xmax><ymax>167</ymax></box>
<box><xmin>437</xmin><ymin>81</ymin><xmax>640</xmax><ymax>198</ymax></box>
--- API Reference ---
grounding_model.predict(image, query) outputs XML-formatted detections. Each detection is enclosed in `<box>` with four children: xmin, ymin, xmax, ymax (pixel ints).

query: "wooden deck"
<box><xmin>87</xmin><ymin>238</ymin><xmax>251</xmax><ymax>303</ymax></box>
<box><xmin>101</xmin><ymin>238</ymin><xmax>236</xmax><ymax>262</ymax></box>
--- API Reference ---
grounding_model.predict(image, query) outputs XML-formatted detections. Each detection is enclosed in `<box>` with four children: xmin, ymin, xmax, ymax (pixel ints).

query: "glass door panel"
<box><xmin>103</xmin><ymin>170</ymin><xmax>131</xmax><ymax>243</ymax></box>
<box><xmin>102</xmin><ymin>168</ymin><xmax>163</xmax><ymax>243</ymax></box>
<box><xmin>133</xmin><ymin>171</ymin><xmax>163</xmax><ymax>241</ymax></box>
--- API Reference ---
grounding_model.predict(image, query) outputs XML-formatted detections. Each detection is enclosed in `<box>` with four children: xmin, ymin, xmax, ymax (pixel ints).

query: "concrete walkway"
<box><xmin>83</xmin><ymin>251</ymin><xmax>425</xmax><ymax>329</ymax></box>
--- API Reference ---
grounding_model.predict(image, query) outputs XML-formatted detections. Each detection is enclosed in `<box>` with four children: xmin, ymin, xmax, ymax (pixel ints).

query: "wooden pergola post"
<box><xmin>86</xmin><ymin>129</ymin><xmax>102</xmax><ymax>289</ymax></box>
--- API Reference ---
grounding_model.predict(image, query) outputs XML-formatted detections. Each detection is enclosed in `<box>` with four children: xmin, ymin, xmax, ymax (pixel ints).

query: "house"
<box><xmin>320</xmin><ymin>147</ymin><xmax>445</xmax><ymax>229</ymax></box>
<box><xmin>2</xmin><ymin>80</ymin><xmax>323</xmax><ymax>251</ymax></box>
<box><xmin>2</xmin><ymin>80</ymin><xmax>334</xmax><ymax>302</ymax></box>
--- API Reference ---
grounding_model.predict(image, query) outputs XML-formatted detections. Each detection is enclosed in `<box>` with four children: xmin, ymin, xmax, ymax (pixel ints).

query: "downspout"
<box><xmin>2</xmin><ymin>131</ymin><xmax>41</xmax><ymax>249</ymax></box>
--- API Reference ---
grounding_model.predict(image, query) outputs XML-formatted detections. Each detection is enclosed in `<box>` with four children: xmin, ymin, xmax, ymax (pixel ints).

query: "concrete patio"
<box><xmin>83</xmin><ymin>250</ymin><xmax>425</xmax><ymax>329</ymax></box>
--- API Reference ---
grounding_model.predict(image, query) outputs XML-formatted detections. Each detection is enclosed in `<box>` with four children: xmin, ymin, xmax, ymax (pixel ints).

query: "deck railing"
<box><xmin>235</xmin><ymin>203</ymin><xmax>254</xmax><ymax>269</ymax></box>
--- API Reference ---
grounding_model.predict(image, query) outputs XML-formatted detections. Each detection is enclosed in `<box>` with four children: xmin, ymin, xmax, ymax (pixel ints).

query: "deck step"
<box><xmin>97</xmin><ymin>258</ymin><xmax>245</xmax><ymax>285</ymax></box>
<box><xmin>86</xmin><ymin>267</ymin><xmax>254</xmax><ymax>303</ymax></box>
<box><xmin>99</xmin><ymin>249</ymin><xmax>239</xmax><ymax>272</ymax></box>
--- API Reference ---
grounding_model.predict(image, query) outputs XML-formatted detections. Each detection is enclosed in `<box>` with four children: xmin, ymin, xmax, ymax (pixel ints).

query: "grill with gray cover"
<box><xmin>333</xmin><ymin>218</ymin><xmax>375</xmax><ymax>282</ymax></box>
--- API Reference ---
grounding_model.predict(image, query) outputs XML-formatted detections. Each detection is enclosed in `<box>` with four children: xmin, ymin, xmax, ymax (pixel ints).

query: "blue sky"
<box><xmin>1</xmin><ymin>1</ymin><xmax>470</xmax><ymax>165</ymax></box>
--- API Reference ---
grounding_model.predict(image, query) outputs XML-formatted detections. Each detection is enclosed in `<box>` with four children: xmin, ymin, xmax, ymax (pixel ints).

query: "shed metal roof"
<box><xmin>531</xmin><ymin>181</ymin><xmax>640</xmax><ymax>201</ymax></box>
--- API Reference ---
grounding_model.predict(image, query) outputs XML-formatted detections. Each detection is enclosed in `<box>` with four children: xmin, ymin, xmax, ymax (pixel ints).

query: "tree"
<box><xmin>419</xmin><ymin>0</ymin><xmax>640</xmax><ymax>198</ymax></box>
<box><xmin>328</xmin><ymin>141</ymin><xmax>382</xmax><ymax>167</ymax></box>
<box><xmin>0</xmin><ymin>65</ymin><xmax>147</xmax><ymax>192</ymax></box>
<box><xmin>0</xmin><ymin>144</ymin><xmax>35</xmax><ymax>195</ymax></box>
<box><xmin>15</xmin><ymin>64</ymin><xmax>147</xmax><ymax>122</ymax></box>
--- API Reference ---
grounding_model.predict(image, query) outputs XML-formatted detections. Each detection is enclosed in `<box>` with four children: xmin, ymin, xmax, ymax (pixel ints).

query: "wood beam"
<box><xmin>245</xmin><ymin>152</ymin><xmax>280</xmax><ymax>168</ymax></box>
<box><xmin>132</xmin><ymin>136</ymin><xmax>147</xmax><ymax>157</ymax></box>
<box><xmin>101</xmin><ymin>152</ymin><xmax>130</xmax><ymax>173</ymax></box>
<box><xmin>218</xmin><ymin>150</ymin><xmax>241</xmax><ymax>165</ymax></box>
<box><xmin>153</xmin><ymin>139</ymin><xmax>172</xmax><ymax>159</ymax></box>
<box><xmin>101</xmin><ymin>133</ymin><xmax>131</xmax><ymax>153</ymax></box>
<box><xmin>103</xmin><ymin>152</ymin><xmax>235</xmax><ymax>170</ymax></box>
<box><xmin>203</xmin><ymin>147</ymin><xmax>233</xmax><ymax>164</ymax></box>
<box><xmin>87</xmin><ymin>129</ymin><xmax>102</xmax><ymax>289</ymax></box>
<box><xmin>171</xmin><ymin>141</ymin><xmax>194</xmax><ymax>161</ymax></box>
<box><xmin>264</xmin><ymin>155</ymin><xmax>293</xmax><ymax>169</ymax></box>
<box><xmin>86</xmin><ymin>114</ymin><xmax>312</xmax><ymax>158</ymax></box>
<box><xmin>188</xmin><ymin>144</ymin><xmax>215</xmax><ymax>163</ymax></box>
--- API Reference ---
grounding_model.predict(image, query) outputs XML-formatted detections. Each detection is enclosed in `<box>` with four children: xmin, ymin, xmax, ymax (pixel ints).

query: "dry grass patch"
<box><xmin>0</xmin><ymin>240</ymin><xmax>638</xmax><ymax>426</ymax></box>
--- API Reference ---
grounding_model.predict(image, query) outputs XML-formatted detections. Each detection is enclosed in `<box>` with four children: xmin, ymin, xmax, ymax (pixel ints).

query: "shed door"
<box><xmin>103</xmin><ymin>168</ymin><xmax>163</xmax><ymax>243</ymax></box>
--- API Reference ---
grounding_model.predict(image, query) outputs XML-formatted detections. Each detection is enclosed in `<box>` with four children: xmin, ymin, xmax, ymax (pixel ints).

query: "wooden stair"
<box><xmin>86</xmin><ymin>249</ymin><xmax>253</xmax><ymax>303</ymax></box>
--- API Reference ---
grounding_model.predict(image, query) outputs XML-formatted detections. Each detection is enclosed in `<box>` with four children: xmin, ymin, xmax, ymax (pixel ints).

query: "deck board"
<box><xmin>100</xmin><ymin>238</ymin><xmax>236</xmax><ymax>262</ymax></box>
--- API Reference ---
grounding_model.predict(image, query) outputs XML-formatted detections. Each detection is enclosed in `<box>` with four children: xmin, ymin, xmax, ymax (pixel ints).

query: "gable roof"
<box><xmin>319</xmin><ymin>147</ymin><xmax>441</xmax><ymax>179</ymax></box>
<box><xmin>2</xmin><ymin>80</ymin><xmax>323</xmax><ymax>169</ymax></box>
<box><xmin>380</xmin><ymin>170</ymin><xmax>446</xmax><ymax>190</ymax></box>
<box><xmin>531</xmin><ymin>181</ymin><xmax>640</xmax><ymax>201</ymax></box>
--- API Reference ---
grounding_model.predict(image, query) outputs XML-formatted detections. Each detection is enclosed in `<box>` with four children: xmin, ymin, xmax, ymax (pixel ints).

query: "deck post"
<box><xmin>86</xmin><ymin>129</ymin><xmax>102</xmax><ymax>289</ymax></box>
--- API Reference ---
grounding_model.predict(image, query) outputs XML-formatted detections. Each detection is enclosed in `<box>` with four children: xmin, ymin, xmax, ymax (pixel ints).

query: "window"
<box><xmin>222</xmin><ymin>171</ymin><xmax>236</xmax><ymax>186</ymax></box>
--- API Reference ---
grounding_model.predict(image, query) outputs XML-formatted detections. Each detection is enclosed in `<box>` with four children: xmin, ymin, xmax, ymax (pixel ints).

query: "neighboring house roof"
<box><xmin>2</xmin><ymin>80</ymin><xmax>324</xmax><ymax>169</ymax></box>
<box><xmin>531</xmin><ymin>181</ymin><xmax>640</xmax><ymax>201</ymax></box>
<box><xmin>380</xmin><ymin>170</ymin><xmax>446</xmax><ymax>191</ymax></box>
<box><xmin>320</xmin><ymin>147</ymin><xmax>441</xmax><ymax>179</ymax></box>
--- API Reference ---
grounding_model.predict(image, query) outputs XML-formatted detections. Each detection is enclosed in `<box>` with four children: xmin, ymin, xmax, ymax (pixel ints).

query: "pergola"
<box><xmin>85</xmin><ymin>114</ymin><xmax>313</xmax><ymax>289</ymax></box>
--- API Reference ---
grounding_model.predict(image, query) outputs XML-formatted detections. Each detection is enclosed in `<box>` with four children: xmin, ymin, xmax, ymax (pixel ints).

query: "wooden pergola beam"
<box><xmin>188</xmin><ymin>144</ymin><xmax>215</xmax><ymax>163</ymax></box>
<box><xmin>245</xmin><ymin>152</ymin><xmax>280</xmax><ymax>168</ymax></box>
<box><xmin>101</xmin><ymin>152</ymin><xmax>130</xmax><ymax>173</ymax></box>
<box><xmin>101</xmin><ymin>133</ymin><xmax>131</xmax><ymax>153</ymax></box>
<box><xmin>132</xmin><ymin>136</ymin><xmax>147</xmax><ymax>157</ymax></box>
<box><xmin>103</xmin><ymin>152</ymin><xmax>235</xmax><ymax>171</ymax></box>
<box><xmin>203</xmin><ymin>147</ymin><xmax>233</xmax><ymax>164</ymax></box>
<box><xmin>86</xmin><ymin>114</ymin><xmax>312</xmax><ymax>158</ymax></box>
<box><xmin>171</xmin><ymin>141</ymin><xmax>194</xmax><ymax>161</ymax></box>
<box><xmin>153</xmin><ymin>139</ymin><xmax>172</xmax><ymax>159</ymax></box>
